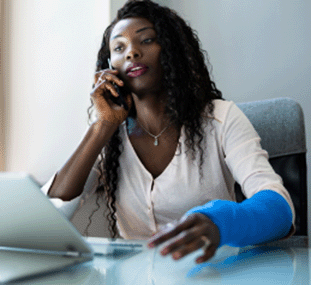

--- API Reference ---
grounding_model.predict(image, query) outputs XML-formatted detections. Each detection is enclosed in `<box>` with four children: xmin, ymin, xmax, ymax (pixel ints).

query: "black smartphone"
<box><xmin>108</xmin><ymin>58</ymin><xmax>130</xmax><ymax>111</ymax></box>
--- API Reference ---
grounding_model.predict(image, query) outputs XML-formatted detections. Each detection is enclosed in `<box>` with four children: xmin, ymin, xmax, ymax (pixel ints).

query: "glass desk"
<box><xmin>2</xmin><ymin>236</ymin><xmax>309</xmax><ymax>284</ymax></box>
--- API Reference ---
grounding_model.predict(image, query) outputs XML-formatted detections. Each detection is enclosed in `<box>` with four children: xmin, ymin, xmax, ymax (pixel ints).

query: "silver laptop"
<box><xmin>0</xmin><ymin>172</ymin><xmax>94</xmax><ymax>283</ymax></box>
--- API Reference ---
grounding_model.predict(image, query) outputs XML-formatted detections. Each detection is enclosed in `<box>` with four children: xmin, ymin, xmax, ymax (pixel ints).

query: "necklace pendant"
<box><xmin>154</xmin><ymin>138</ymin><xmax>158</xmax><ymax>146</ymax></box>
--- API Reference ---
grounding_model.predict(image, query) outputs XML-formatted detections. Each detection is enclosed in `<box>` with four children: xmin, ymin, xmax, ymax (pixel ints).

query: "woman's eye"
<box><xmin>114</xmin><ymin>46</ymin><xmax>123</xmax><ymax>52</ymax></box>
<box><xmin>142</xmin><ymin>38</ymin><xmax>154</xmax><ymax>44</ymax></box>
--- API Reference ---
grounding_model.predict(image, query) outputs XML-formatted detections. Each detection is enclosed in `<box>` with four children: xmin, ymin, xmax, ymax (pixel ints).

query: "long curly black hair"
<box><xmin>86</xmin><ymin>0</ymin><xmax>223</xmax><ymax>238</ymax></box>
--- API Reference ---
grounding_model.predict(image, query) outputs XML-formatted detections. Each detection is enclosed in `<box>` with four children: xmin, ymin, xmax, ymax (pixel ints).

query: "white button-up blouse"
<box><xmin>41</xmin><ymin>100</ymin><xmax>295</xmax><ymax>239</ymax></box>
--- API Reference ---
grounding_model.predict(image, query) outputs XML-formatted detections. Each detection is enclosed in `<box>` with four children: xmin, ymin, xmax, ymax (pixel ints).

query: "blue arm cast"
<box><xmin>185</xmin><ymin>190</ymin><xmax>293</xmax><ymax>247</ymax></box>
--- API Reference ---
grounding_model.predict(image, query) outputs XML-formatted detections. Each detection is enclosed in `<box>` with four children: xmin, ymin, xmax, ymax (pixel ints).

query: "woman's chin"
<box><xmin>129</xmin><ymin>84</ymin><xmax>165</xmax><ymax>99</ymax></box>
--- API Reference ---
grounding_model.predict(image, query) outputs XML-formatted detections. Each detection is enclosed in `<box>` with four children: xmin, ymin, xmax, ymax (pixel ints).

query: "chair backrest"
<box><xmin>236</xmin><ymin>98</ymin><xmax>308</xmax><ymax>235</ymax></box>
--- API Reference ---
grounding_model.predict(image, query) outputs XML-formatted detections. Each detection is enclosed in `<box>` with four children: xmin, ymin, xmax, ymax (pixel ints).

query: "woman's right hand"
<box><xmin>90</xmin><ymin>69</ymin><xmax>132</xmax><ymax>126</ymax></box>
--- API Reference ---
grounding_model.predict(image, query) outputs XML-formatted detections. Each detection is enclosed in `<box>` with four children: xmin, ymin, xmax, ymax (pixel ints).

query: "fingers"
<box><xmin>162</xmin><ymin>235</ymin><xmax>216</xmax><ymax>264</ymax></box>
<box><xmin>159</xmin><ymin>227</ymin><xmax>205</xmax><ymax>259</ymax></box>
<box><xmin>95</xmin><ymin>69</ymin><xmax>124</xmax><ymax>87</ymax></box>
<box><xmin>148</xmin><ymin>213</ymin><xmax>220</xmax><ymax>263</ymax></box>
<box><xmin>195</xmin><ymin>244</ymin><xmax>218</xmax><ymax>264</ymax></box>
<box><xmin>125</xmin><ymin>90</ymin><xmax>133</xmax><ymax>109</ymax></box>
<box><xmin>148</xmin><ymin>215</ymin><xmax>196</xmax><ymax>247</ymax></box>
<box><xmin>99</xmin><ymin>81</ymin><xmax>120</xmax><ymax>98</ymax></box>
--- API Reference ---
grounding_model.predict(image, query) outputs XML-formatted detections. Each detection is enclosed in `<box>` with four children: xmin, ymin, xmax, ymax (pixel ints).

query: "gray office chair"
<box><xmin>236</xmin><ymin>98</ymin><xmax>308</xmax><ymax>236</ymax></box>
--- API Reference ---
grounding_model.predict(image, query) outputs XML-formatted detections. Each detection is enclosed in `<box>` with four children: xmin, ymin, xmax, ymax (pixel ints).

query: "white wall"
<box><xmin>166</xmin><ymin>0</ymin><xmax>311</xmax><ymax>236</ymax></box>
<box><xmin>2</xmin><ymin>0</ymin><xmax>110</xmax><ymax>184</ymax></box>
<box><xmin>0</xmin><ymin>0</ymin><xmax>5</xmax><ymax>171</ymax></box>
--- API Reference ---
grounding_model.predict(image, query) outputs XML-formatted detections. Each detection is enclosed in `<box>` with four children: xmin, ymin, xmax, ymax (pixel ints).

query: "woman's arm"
<box><xmin>185</xmin><ymin>190</ymin><xmax>292</xmax><ymax>247</ymax></box>
<box><xmin>47</xmin><ymin>120</ymin><xmax>118</xmax><ymax>201</ymax></box>
<box><xmin>147</xmin><ymin>101</ymin><xmax>295</xmax><ymax>263</ymax></box>
<box><xmin>47</xmin><ymin>69</ymin><xmax>132</xmax><ymax>201</ymax></box>
<box><xmin>221</xmin><ymin>102</ymin><xmax>295</xmax><ymax>226</ymax></box>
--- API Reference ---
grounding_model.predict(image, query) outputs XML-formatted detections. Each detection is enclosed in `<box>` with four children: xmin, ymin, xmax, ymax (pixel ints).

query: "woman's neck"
<box><xmin>131</xmin><ymin>92</ymin><xmax>171</xmax><ymax>135</ymax></box>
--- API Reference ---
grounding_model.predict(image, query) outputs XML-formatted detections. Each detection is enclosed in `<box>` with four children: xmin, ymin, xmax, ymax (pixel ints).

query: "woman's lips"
<box><xmin>126</xmin><ymin>63</ymin><xmax>149</xmax><ymax>78</ymax></box>
<box><xmin>127</xmin><ymin>67</ymin><xmax>148</xmax><ymax>78</ymax></box>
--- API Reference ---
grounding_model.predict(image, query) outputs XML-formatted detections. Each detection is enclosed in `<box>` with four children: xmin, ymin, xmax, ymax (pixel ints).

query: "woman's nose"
<box><xmin>126</xmin><ymin>45</ymin><xmax>142</xmax><ymax>60</ymax></box>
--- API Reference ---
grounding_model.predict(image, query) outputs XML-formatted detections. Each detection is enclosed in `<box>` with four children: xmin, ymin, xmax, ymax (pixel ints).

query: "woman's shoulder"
<box><xmin>209</xmin><ymin>99</ymin><xmax>236</xmax><ymax>124</ymax></box>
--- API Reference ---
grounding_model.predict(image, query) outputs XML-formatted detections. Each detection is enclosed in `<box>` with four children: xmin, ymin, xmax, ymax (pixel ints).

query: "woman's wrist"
<box><xmin>185</xmin><ymin>190</ymin><xmax>293</xmax><ymax>248</ymax></box>
<box><xmin>89</xmin><ymin>119</ymin><xmax>120</xmax><ymax>148</ymax></box>
<box><xmin>92</xmin><ymin>119</ymin><xmax>119</xmax><ymax>134</ymax></box>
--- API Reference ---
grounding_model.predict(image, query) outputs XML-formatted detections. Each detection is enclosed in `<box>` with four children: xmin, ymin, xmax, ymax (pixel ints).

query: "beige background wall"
<box><xmin>1</xmin><ymin>0</ymin><xmax>110</xmax><ymax>184</ymax></box>
<box><xmin>0</xmin><ymin>0</ymin><xmax>5</xmax><ymax>171</ymax></box>
<box><xmin>1</xmin><ymin>0</ymin><xmax>111</xmax><ymax>237</ymax></box>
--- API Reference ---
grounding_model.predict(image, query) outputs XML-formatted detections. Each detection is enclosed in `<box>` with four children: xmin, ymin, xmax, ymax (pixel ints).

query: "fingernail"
<box><xmin>173</xmin><ymin>252</ymin><xmax>181</xmax><ymax>259</ymax></box>
<box><xmin>148</xmin><ymin>242</ymin><xmax>154</xmax><ymax>248</ymax></box>
<box><xmin>161</xmin><ymin>248</ymin><xmax>169</xmax><ymax>255</ymax></box>
<box><xmin>196</xmin><ymin>257</ymin><xmax>203</xmax><ymax>263</ymax></box>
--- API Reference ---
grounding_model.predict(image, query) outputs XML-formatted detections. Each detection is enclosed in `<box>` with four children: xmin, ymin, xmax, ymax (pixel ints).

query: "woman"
<box><xmin>42</xmin><ymin>0</ymin><xmax>294</xmax><ymax>264</ymax></box>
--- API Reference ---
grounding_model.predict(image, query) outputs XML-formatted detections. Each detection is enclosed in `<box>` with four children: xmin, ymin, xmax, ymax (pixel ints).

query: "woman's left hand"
<box><xmin>147</xmin><ymin>213</ymin><xmax>220</xmax><ymax>264</ymax></box>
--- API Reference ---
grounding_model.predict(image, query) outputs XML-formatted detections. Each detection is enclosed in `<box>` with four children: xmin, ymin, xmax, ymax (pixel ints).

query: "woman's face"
<box><xmin>109</xmin><ymin>17</ymin><xmax>163</xmax><ymax>96</ymax></box>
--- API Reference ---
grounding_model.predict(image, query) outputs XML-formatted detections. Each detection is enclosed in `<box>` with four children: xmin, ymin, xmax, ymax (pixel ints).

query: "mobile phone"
<box><xmin>108</xmin><ymin>58</ymin><xmax>129</xmax><ymax>111</ymax></box>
